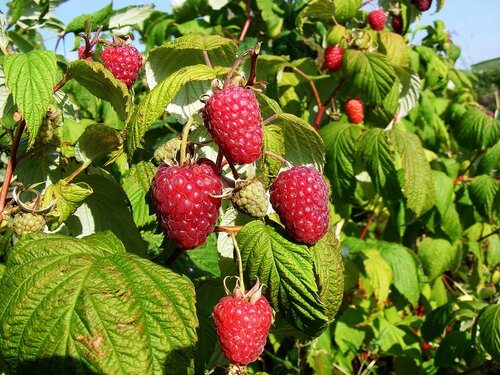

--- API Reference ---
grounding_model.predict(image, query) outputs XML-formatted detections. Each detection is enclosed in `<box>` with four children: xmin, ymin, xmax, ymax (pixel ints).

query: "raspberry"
<box><xmin>153</xmin><ymin>138</ymin><xmax>182</xmax><ymax>165</ymax></box>
<box><xmin>13</xmin><ymin>212</ymin><xmax>46</xmax><ymax>237</ymax></box>
<box><xmin>391</xmin><ymin>15</ymin><xmax>404</xmax><ymax>35</ymax></box>
<box><xmin>231</xmin><ymin>179</ymin><xmax>269</xmax><ymax>218</ymax></box>
<box><xmin>368</xmin><ymin>9</ymin><xmax>387</xmax><ymax>31</ymax></box>
<box><xmin>269</xmin><ymin>166</ymin><xmax>330</xmax><ymax>244</ymax></box>
<box><xmin>324</xmin><ymin>46</ymin><xmax>344</xmax><ymax>72</ymax></box>
<box><xmin>345</xmin><ymin>99</ymin><xmax>364</xmax><ymax>124</ymax></box>
<box><xmin>414</xmin><ymin>0</ymin><xmax>432</xmax><ymax>11</ymax></box>
<box><xmin>151</xmin><ymin>159</ymin><xmax>222</xmax><ymax>250</ymax></box>
<box><xmin>213</xmin><ymin>282</ymin><xmax>273</xmax><ymax>366</ymax></box>
<box><xmin>101</xmin><ymin>45</ymin><xmax>143</xmax><ymax>88</ymax></box>
<box><xmin>202</xmin><ymin>86</ymin><xmax>263</xmax><ymax>165</ymax></box>
<box><xmin>78</xmin><ymin>45</ymin><xmax>93</xmax><ymax>61</ymax></box>
<box><xmin>35</xmin><ymin>117</ymin><xmax>53</xmax><ymax>144</ymax></box>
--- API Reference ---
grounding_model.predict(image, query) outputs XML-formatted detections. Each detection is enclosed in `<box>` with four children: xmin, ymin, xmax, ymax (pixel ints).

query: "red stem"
<box><xmin>215</xmin><ymin>226</ymin><xmax>243</xmax><ymax>235</ymax></box>
<box><xmin>0</xmin><ymin>122</ymin><xmax>26</xmax><ymax>214</ymax></box>
<box><xmin>203</xmin><ymin>50</ymin><xmax>213</xmax><ymax>69</ymax></box>
<box><xmin>359</xmin><ymin>213</ymin><xmax>374</xmax><ymax>240</ymax></box>
<box><xmin>313</xmin><ymin>77</ymin><xmax>347</xmax><ymax>130</ymax></box>
<box><xmin>223</xmin><ymin>49</ymin><xmax>254</xmax><ymax>88</ymax></box>
<box><xmin>264</xmin><ymin>150</ymin><xmax>292</xmax><ymax>168</ymax></box>
<box><xmin>291</xmin><ymin>66</ymin><xmax>321</xmax><ymax>111</ymax></box>
<box><xmin>360</xmin><ymin>0</ymin><xmax>374</xmax><ymax>8</ymax></box>
<box><xmin>453</xmin><ymin>150</ymin><xmax>485</xmax><ymax>184</ymax></box>
<box><xmin>238</xmin><ymin>0</ymin><xmax>252</xmax><ymax>42</ymax></box>
<box><xmin>165</xmin><ymin>247</ymin><xmax>184</xmax><ymax>267</ymax></box>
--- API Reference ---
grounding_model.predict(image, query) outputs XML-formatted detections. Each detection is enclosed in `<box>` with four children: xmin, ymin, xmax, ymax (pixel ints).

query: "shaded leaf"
<box><xmin>74</xmin><ymin>124</ymin><xmax>122</xmax><ymax>164</ymax></box>
<box><xmin>475</xmin><ymin>304</ymin><xmax>500</xmax><ymax>361</ymax></box>
<box><xmin>455</xmin><ymin>107</ymin><xmax>500</xmax><ymax>150</ymax></box>
<box><xmin>418</xmin><ymin>238</ymin><xmax>458</xmax><ymax>282</ymax></box>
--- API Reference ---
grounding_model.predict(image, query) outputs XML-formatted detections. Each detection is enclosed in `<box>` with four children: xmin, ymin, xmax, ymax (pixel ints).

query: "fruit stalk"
<box><xmin>223</xmin><ymin>48</ymin><xmax>255</xmax><ymax>88</ymax></box>
<box><xmin>313</xmin><ymin>77</ymin><xmax>347</xmax><ymax>129</ymax></box>
<box><xmin>231</xmin><ymin>234</ymin><xmax>246</xmax><ymax>293</ymax></box>
<box><xmin>179</xmin><ymin>116</ymin><xmax>194</xmax><ymax>165</ymax></box>
<box><xmin>238</xmin><ymin>0</ymin><xmax>252</xmax><ymax>42</ymax></box>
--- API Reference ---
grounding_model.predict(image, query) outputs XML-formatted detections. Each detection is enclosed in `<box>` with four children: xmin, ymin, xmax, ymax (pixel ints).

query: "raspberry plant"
<box><xmin>0</xmin><ymin>0</ymin><xmax>499</xmax><ymax>374</ymax></box>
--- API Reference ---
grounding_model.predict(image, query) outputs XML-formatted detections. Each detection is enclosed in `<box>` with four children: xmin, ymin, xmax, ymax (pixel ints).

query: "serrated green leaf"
<box><xmin>389</xmin><ymin>129</ymin><xmax>435</xmax><ymax>217</ymax></box>
<box><xmin>476</xmin><ymin>304</ymin><xmax>500</xmax><ymax>361</ymax></box>
<box><xmin>66</xmin><ymin>174</ymin><xmax>147</xmax><ymax>257</ymax></box>
<box><xmin>418</xmin><ymin>238</ymin><xmax>458</xmax><ymax>282</ymax></box>
<box><xmin>4</xmin><ymin>50</ymin><xmax>57</xmax><ymax>147</ymax></box>
<box><xmin>421</xmin><ymin>303</ymin><xmax>454</xmax><ymax>341</ymax></box>
<box><xmin>357</xmin><ymin>128</ymin><xmax>401</xmax><ymax>198</ymax></box>
<box><xmin>334</xmin><ymin>308</ymin><xmax>366</xmax><ymax>353</ymax></box>
<box><xmin>311</xmin><ymin>232</ymin><xmax>344</xmax><ymax>322</ymax></box>
<box><xmin>237</xmin><ymin>220</ymin><xmax>328</xmax><ymax>337</ymax></box>
<box><xmin>146</xmin><ymin>34</ymin><xmax>236</xmax><ymax>87</ymax></box>
<box><xmin>42</xmin><ymin>180</ymin><xmax>93</xmax><ymax>230</ymax></box>
<box><xmin>415</xmin><ymin>46</ymin><xmax>449</xmax><ymax>90</ymax></box>
<box><xmin>267</xmin><ymin>112</ymin><xmax>325</xmax><ymax>171</ymax></box>
<box><xmin>0</xmin><ymin>232</ymin><xmax>197</xmax><ymax>374</ymax></box>
<box><xmin>362</xmin><ymin>248</ymin><xmax>393</xmax><ymax>307</ymax></box>
<box><xmin>455</xmin><ymin>107</ymin><xmax>500</xmax><ymax>150</ymax></box>
<box><xmin>121</xmin><ymin>161</ymin><xmax>157</xmax><ymax>228</ymax></box>
<box><xmin>394</xmin><ymin>67</ymin><xmax>420</xmax><ymax>120</ymax></box>
<box><xmin>260</xmin><ymin>124</ymin><xmax>285</xmax><ymax>182</ymax></box>
<box><xmin>74</xmin><ymin>124</ymin><xmax>122</xmax><ymax>164</ymax></box>
<box><xmin>377</xmin><ymin>32</ymin><xmax>409</xmax><ymax>67</ymax></box>
<box><xmin>434</xmin><ymin>331</ymin><xmax>473</xmax><ymax>368</ymax></box>
<box><xmin>8</xmin><ymin>0</ymin><xmax>26</xmax><ymax>26</ymax></box>
<box><xmin>344</xmin><ymin>50</ymin><xmax>397</xmax><ymax>104</ymax></box>
<box><xmin>469</xmin><ymin>174</ymin><xmax>499</xmax><ymax>219</ymax></box>
<box><xmin>68</xmin><ymin>60</ymin><xmax>131</xmax><ymax>121</ymax></box>
<box><xmin>320</xmin><ymin>122</ymin><xmax>362</xmax><ymax>202</ymax></box>
<box><xmin>108</xmin><ymin>4</ymin><xmax>155</xmax><ymax>29</ymax></box>
<box><xmin>126</xmin><ymin>64</ymin><xmax>227</xmax><ymax>158</ymax></box>
<box><xmin>432</xmin><ymin>171</ymin><xmax>461</xmax><ymax>242</ymax></box>
<box><xmin>377</xmin><ymin>242</ymin><xmax>420</xmax><ymax>306</ymax></box>
<box><xmin>255</xmin><ymin>0</ymin><xmax>283</xmax><ymax>38</ymax></box>
<box><xmin>299</xmin><ymin>0</ymin><xmax>360</xmax><ymax>30</ymax></box>
<box><xmin>65</xmin><ymin>2</ymin><xmax>112</xmax><ymax>34</ymax></box>
<box><xmin>374</xmin><ymin>317</ymin><xmax>420</xmax><ymax>357</ymax></box>
<box><xmin>477</xmin><ymin>141</ymin><xmax>500</xmax><ymax>175</ymax></box>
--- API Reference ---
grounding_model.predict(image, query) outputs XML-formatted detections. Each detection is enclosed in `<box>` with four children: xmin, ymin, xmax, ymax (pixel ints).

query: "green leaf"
<box><xmin>68</xmin><ymin>60</ymin><xmax>131</xmax><ymax>121</ymax></box>
<box><xmin>388</xmin><ymin>129</ymin><xmax>435</xmax><ymax>217</ymax></box>
<box><xmin>421</xmin><ymin>303</ymin><xmax>454</xmax><ymax>341</ymax></box>
<box><xmin>357</xmin><ymin>128</ymin><xmax>400</xmax><ymax>199</ymax></box>
<box><xmin>42</xmin><ymin>180</ymin><xmax>93</xmax><ymax>230</ymax></box>
<box><xmin>437</xmin><ymin>0</ymin><xmax>446</xmax><ymax>12</ymax></box>
<box><xmin>418</xmin><ymin>238</ymin><xmax>458</xmax><ymax>282</ymax></box>
<box><xmin>74</xmin><ymin>124</ymin><xmax>122</xmax><ymax>164</ymax></box>
<box><xmin>299</xmin><ymin>0</ymin><xmax>360</xmax><ymax>29</ymax></box>
<box><xmin>432</xmin><ymin>171</ymin><xmax>461</xmax><ymax>242</ymax></box>
<box><xmin>121</xmin><ymin>161</ymin><xmax>157</xmax><ymax>228</ymax></box>
<box><xmin>146</xmin><ymin>34</ymin><xmax>236</xmax><ymax>87</ymax></box>
<box><xmin>7</xmin><ymin>0</ymin><xmax>26</xmax><ymax>26</ymax></box>
<box><xmin>237</xmin><ymin>220</ymin><xmax>328</xmax><ymax>337</ymax></box>
<box><xmin>320</xmin><ymin>122</ymin><xmax>363</xmax><ymax>202</ymax></box>
<box><xmin>476</xmin><ymin>304</ymin><xmax>500</xmax><ymax>361</ymax></box>
<box><xmin>374</xmin><ymin>317</ymin><xmax>420</xmax><ymax>357</ymax></box>
<box><xmin>65</xmin><ymin>2</ymin><xmax>112</xmax><ymax>34</ymax></box>
<box><xmin>377</xmin><ymin>242</ymin><xmax>420</xmax><ymax>306</ymax></box>
<box><xmin>434</xmin><ymin>331</ymin><xmax>473</xmax><ymax>368</ymax></box>
<box><xmin>394</xmin><ymin>66</ymin><xmax>420</xmax><ymax>120</ymax></box>
<box><xmin>108</xmin><ymin>4</ymin><xmax>155</xmax><ymax>29</ymax></box>
<box><xmin>469</xmin><ymin>174</ymin><xmax>499</xmax><ymax>218</ymax></box>
<box><xmin>66</xmin><ymin>174</ymin><xmax>147</xmax><ymax>256</ymax></box>
<box><xmin>255</xmin><ymin>0</ymin><xmax>283</xmax><ymax>38</ymax></box>
<box><xmin>3</xmin><ymin>50</ymin><xmax>57</xmax><ymax>147</ymax></box>
<box><xmin>344</xmin><ymin>50</ymin><xmax>397</xmax><ymax>104</ymax></box>
<box><xmin>455</xmin><ymin>107</ymin><xmax>500</xmax><ymax>150</ymax></box>
<box><xmin>126</xmin><ymin>64</ymin><xmax>227</xmax><ymax>158</ymax></box>
<box><xmin>311</xmin><ymin>232</ymin><xmax>344</xmax><ymax>321</ymax></box>
<box><xmin>377</xmin><ymin>32</ymin><xmax>409</xmax><ymax>67</ymax></box>
<box><xmin>362</xmin><ymin>248</ymin><xmax>393</xmax><ymax>307</ymax></box>
<box><xmin>260</xmin><ymin>124</ymin><xmax>285</xmax><ymax>182</ymax></box>
<box><xmin>0</xmin><ymin>232</ymin><xmax>197</xmax><ymax>374</ymax></box>
<box><xmin>477</xmin><ymin>141</ymin><xmax>500</xmax><ymax>175</ymax></box>
<box><xmin>267</xmin><ymin>112</ymin><xmax>326</xmax><ymax>171</ymax></box>
<box><xmin>334</xmin><ymin>308</ymin><xmax>366</xmax><ymax>353</ymax></box>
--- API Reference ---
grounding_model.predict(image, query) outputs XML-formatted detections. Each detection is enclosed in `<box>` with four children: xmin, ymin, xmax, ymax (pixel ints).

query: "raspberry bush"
<box><xmin>0</xmin><ymin>0</ymin><xmax>499</xmax><ymax>374</ymax></box>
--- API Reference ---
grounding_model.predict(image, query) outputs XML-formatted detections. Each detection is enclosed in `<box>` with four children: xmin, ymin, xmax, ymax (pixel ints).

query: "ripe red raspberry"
<box><xmin>414</xmin><ymin>0</ymin><xmax>432</xmax><ymax>12</ymax></box>
<box><xmin>151</xmin><ymin>159</ymin><xmax>222</xmax><ymax>250</ymax></box>
<box><xmin>78</xmin><ymin>45</ymin><xmax>93</xmax><ymax>61</ymax></box>
<box><xmin>324</xmin><ymin>46</ymin><xmax>344</xmax><ymax>72</ymax></box>
<box><xmin>101</xmin><ymin>45</ymin><xmax>143</xmax><ymax>88</ymax></box>
<box><xmin>391</xmin><ymin>15</ymin><xmax>404</xmax><ymax>35</ymax></box>
<box><xmin>345</xmin><ymin>99</ymin><xmax>364</xmax><ymax>124</ymax></box>
<box><xmin>368</xmin><ymin>9</ymin><xmax>387</xmax><ymax>31</ymax></box>
<box><xmin>269</xmin><ymin>166</ymin><xmax>330</xmax><ymax>244</ymax></box>
<box><xmin>213</xmin><ymin>283</ymin><xmax>273</xmax><ymax>366</ymax></box>
<box><xmin>202</xmin><ymin>86</ymin><xmax>263</xmax><ymax>165</ymax></box>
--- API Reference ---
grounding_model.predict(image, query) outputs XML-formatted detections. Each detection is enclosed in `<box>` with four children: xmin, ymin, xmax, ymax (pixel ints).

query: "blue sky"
<box><xmin>0</xmin><ymin>0</ymin><xmax>499</xmax><ymax>69</ymax></box>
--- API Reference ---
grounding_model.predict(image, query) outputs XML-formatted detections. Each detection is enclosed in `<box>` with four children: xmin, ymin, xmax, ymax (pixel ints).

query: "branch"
<box><xmin>290</xmin><ymin>65</ymin><xmax>321</xmax><ymax>111</ymax></box>
<box><xmin>0</xmin><ymin>122</ymin><xmax>26</xmax><ymax>214</ymax></box>
<box><xmin>238</xmin><ymin>0</ymin><xmax>252</xmax><ymax>42</ymax></box>
<box><xmin>453</xmin><ymin>150</ymin><xmax>485</xmax><ymax>184</ymax></box>
<box><xmin>313</xmin><ymin>77</ymin><xmax>347</xmax><ymax>130</ymax></box>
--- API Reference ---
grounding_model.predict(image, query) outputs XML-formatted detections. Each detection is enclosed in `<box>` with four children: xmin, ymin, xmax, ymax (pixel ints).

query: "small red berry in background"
<box><xmin>345</xmin><ymin>99</ymin><xmax>365</xmax><ymax>124</ymax></box>
<box><xmin>368</xmin><ymin>9</ymin><xmax>387</xmax><ymax>31</ymax></box>
<box><xmin>324</xmin><ymin>46</ymin><xmax>344</xmax><ymax>72</ymax></box>
<box><xmin>391</xmin><ymin>15</ymin><xmax>404</xmax><ymax>35</ymax></box>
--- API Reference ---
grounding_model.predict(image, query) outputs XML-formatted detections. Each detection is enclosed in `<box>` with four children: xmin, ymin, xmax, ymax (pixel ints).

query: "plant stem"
<box><xmin>179</xmin><ymin>116</ymin><xmax>194</xmax><ymax>165</ymax></box>
<box><xmin>65</xmin><ymin>161</ymin><xmax>91</xmax><ymax>184</ymax></box>
<box><xmin>227</xmin><ymin>161</ymin><xmax>240</xmax><ymax>180</ymax></box>
<box><xmin>453</xmin><ymin>150</ymin><xmax>485</xmax><ymax>184</ymax></box>
<box><xmin>359</xmin><ymin>212</ymin><xmax>375</xmax><ymax>240</ymax></box>
<box><xmin>215</xmin><ymin>225</ymin><xmax>243</xmax><ymax>234</ymax></box>
<box><xmin>202</xmin><ymin>50</ymin><xmax>213</xmax><ymax>68</ymax></box>
<box><xmin>313</xmin><ymin>77</ymin><xmax>347</xmax><ymax>130</ymax></box>
<box><xmin>223</xmin><ymin>49</ymin><xmax>254</xmax><ymax>88</ymax></box>
<box><xmin>165</xmin><ymin>247</ymin><xmax>184</xmax><ymax>267</ymax></box>
<box><xmin>0</xmin><ymin>121</ymin><xmax>25</xmax><ymax>215</ymax></box>
<box><xmin>478</xmin><ymin>227</ymin><xmax>500</xmax><ymax>242</ymax></box>
<box><xmin>263</xmin><ymin>114</ymin><xmax>278</xmax><ymax>125</ymax></box>
<box><xmin>231</xmin><ymin>234</ymin><xmax>246</xmax><ymax>292</ymax></box>
<box><xmin>246</xmin><ymin>42</ymin><xmax>261</xmax><ymax>87</ymax></box>
<box><xmin>53</xmin><ymin>75</ymin><xmax>68</xmax><ymax>93</ymax></box>
<box><xmin>290</xmin><ymin>65</ymin><xmax>321</xmax><ymax>111</ymax></box>
<box><xmin>263</xmin><ymin>150</ymin><xmax>292</xmax><ymax>168</ymax></box>
<box><xmin>360</xmin><ymin>0</ymin><xmax>374</xmax><ymax>8</ymax></box>
<box><xmin>238</xmin><ymin>0</ymin><xmax>252</xmax><ymax>42</ymax></box>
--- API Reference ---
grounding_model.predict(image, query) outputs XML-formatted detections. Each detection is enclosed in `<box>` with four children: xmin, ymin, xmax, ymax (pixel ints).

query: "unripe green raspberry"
<box><xmin>491</xmin><ymin>269</ymin><xmax>500</xmax><ymax>285</ymax></box>
<box><xmin>13</xmin><ymin>212</ymin><xmax>46</xmax><ymax>237</ymax></box>
<box><xmin>231</xmin><ymin>179</ymin><xmax>269</xmax><ymax>218</ymax></box>
<box><xmin>153</xmin><ymin>138</ymin><xmax>183</xmax><ymax>165</ymax></box>
<box><xmin>35</xmin><ymin>117</ymin><xmax>54</xmax><ymax>144</ymax></box>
